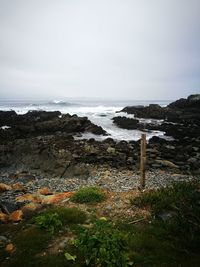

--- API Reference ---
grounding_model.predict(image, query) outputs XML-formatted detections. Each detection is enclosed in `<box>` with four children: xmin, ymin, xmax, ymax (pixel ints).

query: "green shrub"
<box><xmin>71</xmin><ymin>186</ymin><xmax>106</xmax><ymax>204</ymax></box>
<box><xmin>131</xmin><ymin>181</ymin><xmax>200</xmax><ymax>248</ymax></box>
<box><xmin>43</xmin><ymin>207</ymin><xmax>87</xmax><ymax>224</ymax></box>
<box><xmin>35</xmin><ymin>212</ymin><xmax>62</xmax><ymax>233</ymax></box>
<box><xmin>33</xmin><ymin>207</ymin><xmax>87</xmax><ymax>231</ymax></box>
<box><xmin>74</xmin><ymin>219</ymin><xmax>133</xmax><ymax>267</ymax></box>
<box><xmin>131</xmin><ymin>180</ymin><xmax>200</xmax><ymax>214</ymax></box>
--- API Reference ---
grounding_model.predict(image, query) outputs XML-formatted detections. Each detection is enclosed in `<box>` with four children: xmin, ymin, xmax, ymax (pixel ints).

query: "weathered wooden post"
<box><xmin>140</xmin><ymin>133</ymin><xmax>146</xmax><ymax>189</ymax></box>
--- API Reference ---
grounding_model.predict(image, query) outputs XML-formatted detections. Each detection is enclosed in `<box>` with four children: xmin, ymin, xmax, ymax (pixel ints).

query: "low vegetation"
<box><xmin>131</xmin><ymin>180</ymin><xmax>200</xmax><ymax>250</ymax></box>
<box><xmin>1</xmin><ymin>181</ymin><xmax>200</xmax><ymax>267</ymax></box>
<box><xmin>33</xmin><ymin>206</ymin><xmax>87</xmax><ymax>234</ymax></box>
<box><xmin>35</xmin><ymin>206</ymin><xmax>87</xmax><ymax>225</ymax></box>
<box><xmin>70</xmin><ymin>186</ymin><xmax>106</xmax><ymax>204</ymax></box>
<box><xmin>131</xmin><ymin>180</ymin><xmax>200</xmax><ymax>214</ymax></box>
<box><xmin>74</xmin><ymin>219</ymin><xmax>133</xmax><ymax>267</ymax></box>
<box><xmin>0</xmin><ymin>207</ymin><xmax>87</xmax><ymax>267</ymax></box>
<box><xmin>35</xmin><ymin>212</ymin><xmax>62</xmax><ymax>233</ymax></box>
<box><xmin>3</xmin><ymin>227</ymin><xmax>52</xmax><ymax>267</ymax></box>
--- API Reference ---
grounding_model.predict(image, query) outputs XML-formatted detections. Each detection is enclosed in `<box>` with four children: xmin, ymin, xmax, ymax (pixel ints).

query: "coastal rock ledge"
<box><xmin>0</xmin><ymin>94</ymin><xmax>199</xmax><ymax>179</ymax></box>
<box><xmin>0</xmin><ymin>110</ymin><xmax>107</xmax><ymax>141</ymax></box>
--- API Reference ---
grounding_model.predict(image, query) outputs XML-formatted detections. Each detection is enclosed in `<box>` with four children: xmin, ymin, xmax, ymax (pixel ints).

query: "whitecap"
<box><xmin>1</xmin><ymin>126</ymin><xmax>11</xmax><ymax>130</ymax></box>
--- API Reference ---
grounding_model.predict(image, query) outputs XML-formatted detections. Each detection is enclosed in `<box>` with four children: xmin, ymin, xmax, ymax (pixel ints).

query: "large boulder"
<box><xmin>112</xmin><ymin>116</ymin><xmax>140</xmax><ymax>129</ymax></box>
<box><xmin>120</xmin><ymin>104</ymin><xmax>168</xmax><ymax>119</ymax></box>
<box><xmin>168</xmin><ymin>94</ymin><xmax>200</xmax><ymax>109</ymax></box>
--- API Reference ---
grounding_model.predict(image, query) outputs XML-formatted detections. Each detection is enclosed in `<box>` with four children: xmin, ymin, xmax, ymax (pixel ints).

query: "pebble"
<box><xmin>0</xmin><ymin>166</ymin><xmax>198</xmax><ymax>205</ymax></box>
<box><xmin>0</xmin><ymin>236</ymin><xmax>9</xmax><ymax>243</ymax></box>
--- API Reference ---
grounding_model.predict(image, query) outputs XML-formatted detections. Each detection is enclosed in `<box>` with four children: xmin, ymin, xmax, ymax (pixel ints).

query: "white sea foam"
<box><xmin>1</xmin><ymin>126</ymin><xmax>11</xmax><ymax>130</ymax></box>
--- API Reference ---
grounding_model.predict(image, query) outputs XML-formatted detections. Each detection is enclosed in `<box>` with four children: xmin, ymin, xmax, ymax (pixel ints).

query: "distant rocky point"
<box><xmin>113</xmin><ymin>94</ymin><xmax>200</xmax><ymax>139</ymax></box>
<box><xmin>119</xmin><ymin>94</ymin><xmax>200</xmax><ymax>122</ymax></box>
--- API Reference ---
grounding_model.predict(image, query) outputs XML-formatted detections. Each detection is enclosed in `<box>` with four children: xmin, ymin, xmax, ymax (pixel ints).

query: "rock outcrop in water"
<box><xmin>112</xmin><ymin>117</ymin><xmax>140</xmax><ymax>130</ymax></box>
<box><xmin>112</xmin><ymin>94</ymin><xmax>200</xmax><ymax>174</ymax></box>
<box><xmin>119</xmin><ymin>104</ymin><xmax>167</xmax><ymax>120</ymax></box>
<box><xmin>0</xmin><ymin>110</ymin><xmax>107</xmax><ymax>141</ymax></box>
<box><xmin>115</xmin><ymin>94</ymin><xmax>200</xmax><ymax>139</ymax></box>
<box><xmin>119</xmin><ymin>94</ymin><xmax>200</xmax><ymax>122</ymax></box>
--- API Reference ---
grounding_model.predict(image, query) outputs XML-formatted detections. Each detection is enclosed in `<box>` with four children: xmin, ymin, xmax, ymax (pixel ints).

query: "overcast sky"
<box><xmin>0</xmin><ymin>0</ymin><xmax>199</xmax><ymax>100</ymax></box>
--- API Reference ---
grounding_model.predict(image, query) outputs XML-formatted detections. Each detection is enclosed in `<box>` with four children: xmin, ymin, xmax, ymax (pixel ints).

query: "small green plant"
<box><xmin>34</xmin><ymin>207</ymin><xmax>87</xmax><ymax>234</ymax></box>
<box><xmin>35</xmin><ymin>212</ymin><xmax>62</xmax><ymax>234</ymax></box>
<box><xmin>64</xmin><ymin>252</ymin><xmax>77</xmax><ymax>262</ymax></box>
<box><xmin>74</xmin><ymin>219</ymin><xmax>133</xmax><ymax>267</ymax></box>
<box><xmin>71</xmin><ymin>186</ymin><xmax>106</xmax><ymax>204</ymax></box>
<box><xmin>43</xmin><ymin>207</ymin><xmax>87</xmax><ymax>224</ymax></box>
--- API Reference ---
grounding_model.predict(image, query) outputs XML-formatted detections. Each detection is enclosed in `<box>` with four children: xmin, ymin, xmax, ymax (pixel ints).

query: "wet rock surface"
<box><xmin>120</xmin><ymin>104</ymin><xmax>168</xmax><ymax>120</ymax></box>
<box><xmin>117</xmin><ymin>95</ymin><xmax>200</xmax><ymax>135</ymax></box>
<box><xmin>111</xmin><ymin>94</ymin><xmax>200</xmax><ymax>175</ymax></box>
<box><xmin>112</xmin><ymin>117</ymin><xmax>140</xmax><ymax>130</ymax></box>
<box><xmin>0</xmin><ymin>95</ymin><xmax>199</xmax><ymax>192</ymax></box>
<box><xmin>0</xmin><ymin>110</ymin><xmax>107</xmax><ymax>141</ymax></box>
<box><xmin>120</xmin><ymin>94</ymin><xmax>200</xmax><ymax>121</ymax></box>
<box><xmin>0</xmin><ymin>125</ymin><xmax>199</xmax><ymax>177</ymax></box>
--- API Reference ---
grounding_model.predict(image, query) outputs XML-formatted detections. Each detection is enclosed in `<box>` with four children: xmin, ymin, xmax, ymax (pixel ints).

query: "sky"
<box><xmin>0</xmin><ymin>0</ymin><xmax>199</xmax><ymax>100</ymax></box>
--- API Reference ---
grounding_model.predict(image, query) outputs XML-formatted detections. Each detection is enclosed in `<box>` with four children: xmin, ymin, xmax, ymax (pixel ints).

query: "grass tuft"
<box><xmin>70</xmin><ymin>186</ymin><xmax>106</xmax><ymax>204</ymax></box>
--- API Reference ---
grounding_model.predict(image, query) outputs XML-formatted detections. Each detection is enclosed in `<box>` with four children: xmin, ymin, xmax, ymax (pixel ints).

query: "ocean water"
<box><xmin>0</xmin><ymin>99</ymin><xmax>171</xmax><ymax>141</ymax></box>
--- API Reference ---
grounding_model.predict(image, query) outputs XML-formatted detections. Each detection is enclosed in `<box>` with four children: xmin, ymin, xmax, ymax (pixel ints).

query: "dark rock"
<box><xmin>85</xmin><ymin>123</ymin><xmax>107</xmax><ymax>135</ymax></box>
<box><xmin>120</xmin><ymin>104</ymin><xmax>168</xmax><ymax>119</ymax></box>
<box><xmin>168</xmin><ymin>94</ymin><xmax>200</xmax><ymax>109</ymax></box>
<box><xmin>149</xmin><ymin>136</ymin><xmax>169</xmax><ymax>144</ymax></box>
<box><xmin>0</xmin><ymin>94</ymin><xmax>200</xmax><ymax>175</ymax></box>
<box><xmin>63</xmin><ymin>163</ymin><xmax>90</xmax><ymax>178</ymax></box>
<box><xmin>112</xmin><ymin>116</ymin><xmax>140</xmax><ymax>129</ymax></box>
<box><xmin>0</xmin><ymin>200</ymin><xmax>25</xmax><ymax>214</ymax></box>
<box><xmin>0</xmin><ymin>110</ymin><xmax>107</xmax><ymax>143</ymax></box>
<box><xmin>167</xmin><ymin>98</ymin><xmax>188</xmax><ymax>109</ymax></box>
<box><xmin>102</xmin><ymin>138</ymin><xmax>115</xmax><ymax>144</ymax></box>
<box><xmin>21</xmin><ymin>110</ymin><xmax>61</xmax><ymax>123</ymax></box>
<box><xmin>0</xmin><ymin>110</ymin><xmax>61</xmax><ymax>127</ymax></box>
<box><xmin>0</xmin><ymin>111</ymin><xmax>17</xmax><ymax>126</ymax></box>
<box><xmin>120</xmin><ymin>95</ymin><xmax>200</xmax><ymax>130</ymax></box>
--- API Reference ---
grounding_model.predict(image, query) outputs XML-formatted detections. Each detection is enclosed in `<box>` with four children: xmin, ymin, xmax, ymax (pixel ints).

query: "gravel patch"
<box><xmin>0</xmin><ymin>166</ymin><xmax>198</xmax><ymax>206</ymax></box>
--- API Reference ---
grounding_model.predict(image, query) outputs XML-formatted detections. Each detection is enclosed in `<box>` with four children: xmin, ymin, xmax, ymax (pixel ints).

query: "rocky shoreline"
<box><xmin>0</xmin><ymin>94</ymin><xmax>200</xmax><ymax>176</ymax></box>
<box><xmin>0</xmin><ymin>94</ymin><xmax>199</xmax><ymax>222</ymax></box>
<box><xmin>0</xmin><ymin>96</ymin><xmax>200</xmax><ymax>179</ymax></box>
<box><xmin>112</xmin><ymin>94</ymin><xmax>200</xmax><ymax>174</ymax></box>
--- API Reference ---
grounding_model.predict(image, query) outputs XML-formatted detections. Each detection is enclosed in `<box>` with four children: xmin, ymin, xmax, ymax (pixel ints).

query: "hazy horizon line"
<box><xmin>0</xmin><ymin>96</ymin><xmax>174</xmax><ymax>102</ymax></box>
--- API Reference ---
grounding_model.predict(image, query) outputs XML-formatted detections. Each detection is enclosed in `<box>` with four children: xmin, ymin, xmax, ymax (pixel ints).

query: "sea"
<box><xmin>0</xmin><ymin>99</ymin><xmax>171</xmax><ymax>141</ymax></box>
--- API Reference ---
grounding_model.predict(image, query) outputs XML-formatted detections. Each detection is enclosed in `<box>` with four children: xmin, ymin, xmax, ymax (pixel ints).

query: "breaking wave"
<box><xmin>48</xmin><ymin>100</ymin><xmax>75</xmax><ymax>106</ymax></box>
